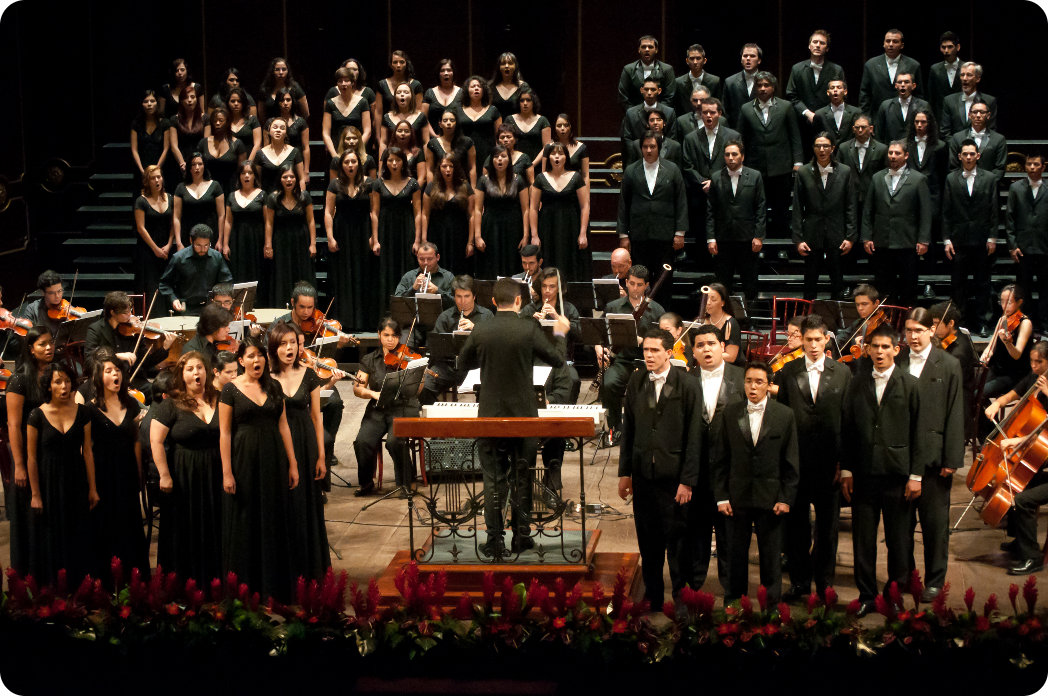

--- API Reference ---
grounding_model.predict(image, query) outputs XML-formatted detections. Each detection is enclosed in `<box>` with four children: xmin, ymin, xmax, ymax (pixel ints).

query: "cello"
<box><xmin>979</xmin><ymin>414</ymin><xmax>1048</xmax><ymax>527</ymax></box>
<box><xmin>968</xmin><ymin>377</ymin><xmax>1047</xmax><ymax>500</ymax></box>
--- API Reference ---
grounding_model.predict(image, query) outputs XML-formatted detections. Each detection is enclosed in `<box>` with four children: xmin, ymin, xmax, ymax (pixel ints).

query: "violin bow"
<box><xmin>312</xmin><ymin>297</ymin><xmax>336</xmax><ymax>348</ymax></box>
<box><xmin>673</xmin><ymin>285</ymin><xmax>710</xmax><ymax>354</ymax></box>
<box><xmin>128</xmin><ymin>290</ymin><xmax>159</xmax><ymax>385</ymax></box>
<box><xmin>66</xmin><ymin>270</ymin><xmax>79</xmax><ymax>315</ymax></box>
<box><xmin>0</xmin><ymin>292</ymin><xmax>27</xmax><ymax>359</ymax></box>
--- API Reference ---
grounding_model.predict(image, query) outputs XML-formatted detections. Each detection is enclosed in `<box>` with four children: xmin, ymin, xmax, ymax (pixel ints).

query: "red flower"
<box><xmin>975</xmin><ymin>615</ymin><xmax>991</xmax><ymax>632</ymax></box>
<box><xmin>553</xmin><ymin>616</ymin><xmax>567</xmax><ymax>629</ymax></box>
<box><xmin>984</xmin><ymin>594</ymin><xmax>999</xmax><ymax>617</ymax></box>
<box><xmin>165</xmin><ymin>602</ymin><xmax>180</xmax><ymax>616</ymax></box>
<box><xmin>663</xmin><ymin>601</ymin><xmax>677</xmax><ymax>621</ymax></box>
<box><xmin>119</xmin><ymin>606</ymin><xmax>132</xmax><ymax>619</ymax></box>
<box><xmin>740</xmin><ymin>595</ymin><xmax>753</xmax><ymax>617</ymax></box>
<box><xmin>611</xmin><ymin>619</ymin><xmax>627</xmax><ymax>634</ymax></box>
<box><xmin>756</xmin><ymin>585</ymin><xmax>768</xmax><ymax>611</ymax></box>
<box><xmin>823</xmin><ymin>587</ymin><xmax>837</xmax><ymax>608</ymax></box>
<box><xmin>888</xmin><ymin>581</ymin><xmax>903</xmax><ymax>609</ymax></box>
<box><xmin>1023</xmin><ymin>576</ymin><xmax>1038</xmax><ymax>614</ymax></box>
<box><xmin>964</xmin><ymin>587</ymin><xmax>976</xmax><ymax>612</ymax></box>
<box><xmin>806</xmin><ymin>593</ymin><xmax>819</xmax><ymax>613</ymax></box>
<box><xmin>908</xmin><ymin>569</ymin><xmax>924</xmax><ymax>605</ymax></box>
<box><xmin>777</xmin><ymin>602</ymin><xmax>791</xmax><ymax>624</ymax></box>
<box><xmin>1009</xmin><ymin>583</ymin><xmax>1020</xmax><ymax>614</ymax></box>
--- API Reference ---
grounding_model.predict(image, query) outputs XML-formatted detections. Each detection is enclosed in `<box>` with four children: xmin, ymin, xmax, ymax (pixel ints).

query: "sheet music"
<box><xmin>459</xmin><ymin>366</ymin><xmax>552</xmax><ymax>392</ymax></box>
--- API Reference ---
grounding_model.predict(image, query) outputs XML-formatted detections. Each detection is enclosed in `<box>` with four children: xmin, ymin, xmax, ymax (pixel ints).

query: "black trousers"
<box><xmin>785</xmin><ymin>464</ymin><xmax>840</xmax><ymax>593</ymax></box>
<box><xmin>352</xmin><ymin>407</ymin><xmax>415</xmax><ymax>488</ymax></box>
<box><xmin>321</xmin><ymin>390</ymin><xmax>344</xmax><ymax>491</ymax></box>
<box><xmin>951</xmin><ymin>244</ymin><xmax>994</xmax><ymax>327</ymax></box>
<box><xmin>851</xmin><ymin>473</ymin><xmax>914</xmax><ymax>602</ymax></box>
<box><xmin>715</xmin><ymin>240</ymin><xmax>759</xmax><ymax>303</ymax></box>
<box><xmin>909</xmin><ymin>468</ymin><xmax>952</xmax><ymax>588</ymax></box>
<box><xmin>871</xmin><ymin>248</ymin><xmax>919</xmax><ymax>308</ymax></box>
<box><xmin>802</xmin><ymin>245</ymin><xmax>845</xmax><ymax>300</ymax></box>
<box><xmin>763</xmin><ymin>173</ymin><xmax>793</xmax><ymax>239</ymax></box>
<box><xmin>601</xmin><ymin>358</ymin><xmax>638</xmax><ymax>430</ymax></box>
<box><xmin>687</xmin><ymin>480</ymin><xmax>732</xmax><ymax>592</ymax></box>
<box><xmin>1017</xmin><ymin>253</ymin><xmax>1048</xmax><ymax>331</ymax></box>
<box><xmin>633</xmin><ymin>475</ymin><xmax>692</xmax><ymax>606</ymax></box>
<box><xmin>1013</xmin><ymin>470</ymin><xmax>1048</xmax><ymax>562</ymax></box>
<box><xmin>478</xmin><ymin>437</ymin><xmax>536</xmax><ymax>540</ymax></box>
<box><xmin>726</xmin><ymin>506</ymin><xmax>785</xmax><ymax>603</ymax></box>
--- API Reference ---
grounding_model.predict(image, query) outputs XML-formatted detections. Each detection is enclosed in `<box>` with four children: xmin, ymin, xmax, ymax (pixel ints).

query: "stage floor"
<box><xmin>1</xmin><ymin>378</ymin><xmax>1041</xmax><ymax>612</ymax></box>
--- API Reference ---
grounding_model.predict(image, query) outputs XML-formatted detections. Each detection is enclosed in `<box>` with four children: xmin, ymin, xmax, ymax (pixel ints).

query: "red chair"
<box><xmin>740</xmin><ymin>330</ymin><xmax>771</xmax><ymax>362</ymax></box>
<box><xmin>769</xmin><ymin>297</ymin><xmax>813</xmax><ymax>344</ymax></box>
<box><xmin>879</xmin><ymin>304</ymin><xmax>911</xmax><ymax>333</ymax></box>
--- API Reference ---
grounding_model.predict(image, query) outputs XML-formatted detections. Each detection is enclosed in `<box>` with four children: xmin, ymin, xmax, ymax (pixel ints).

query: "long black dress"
<box><xmin>134</xmin><ymin>194</ymin><xmax>173</xmax><ymax>294</ymax></box>
<box><xmin>229</xmin><ymin>115</ymin><xmax>261</xmax><ymax>156</ymax></box>
<box><xmin>154</xmin><ymin>398</ymin><xmax>222</xmax><ymax>585</ymax></box>
<box><xmin>284</xmin><ymin>115</ymin><xmax>309</xmax><ymax>149</ymax></box>
<box><xmin>266</xmin><ymin>192</ymin><xmax>316</xmax><ymax>309</ymax></box>
<box><xmin>255</xmin><ymin>146</ymin><xmax>304</xmax><ymax>194</ymax></box>
<box><xmin>5</xmin><ymin>373</ymin><xmax>41</xmax><ymax>576</ymax></box>
<box><xmin>424</xmin><ymin>181</ymin><xmax>473</xmax><ymax>275</ymax></box>
<box><xmin>27</xmin><ymin>405</ymin><xmax>92</xmax><ymax>585</ymax></box>
<box><xmin>197</xmin><ymin>137</ymin><xmax>246</xmax><ymax>194</ymax></box>
<box><xmin>325</xmin><ymin>96</ymin><xmax>370</xmax><ymax>160</ymax></box>
<box><xmin>227</xmin><ymin>189</ymin><xmax>267</xmax><ymax>298</ymax></box>
<box><xmin>220</xmin><ymin>382</ymin><xmax>293</xmax><ymax>602</ymax></box>
<box><xmin>423</xmin><ymin>86</ymin><xmax>463</xmax><ymax>133</ymax></box>
<box><xmin>88</xmin><ymin>401</ymin><xmax>148</xmax><ymax>578</ymax></box>
<box><xmin>491</xmin><ymin>82</ymin><xmax>530</xmax><ymax>119</ymax></box>
<box><xmin>132</xmin><ymin>116</ymin><xmax>169</xmax><ymax>176</ymax></box>
<box><xmin>505</xmin><ymin>114</ymin><xmax>550</xmax><ymax>161</ymax></box>
<box><xmin>476</xmin><ymin>174</ymin><xmax>527</xmax><ymax>278</ymax></box>
<box><xmin>456</xmin><ymin>105</ymin><xmax>500</xmax><ymax>175</ymax></box>
<box><xmin>280</xmin><ymin>369</ymin><xmax>330</xmax><ymax>583</ymax></box>
<box><xmin>374</xmin><ymin>178</ymin><xmax>420</xmax><ymax>307</ymax></box>
<box><xmin>427</xmin><ymin>137</ymin><xmax>475</xmax><ymax>178</ymax></box>
<box><xmin>534</xmin><ymin>171</ymin><xmax>589</xmax><ymax>281</ymax></box>
<box><xmin>174</xmin><ymin>180</ymin><xmax>223</xmax><ymax>246</ymax></box>
<box><xmin>327</xmin><ymin>178</ymin><xmax>377</xmax><ymax>330</ymax></box>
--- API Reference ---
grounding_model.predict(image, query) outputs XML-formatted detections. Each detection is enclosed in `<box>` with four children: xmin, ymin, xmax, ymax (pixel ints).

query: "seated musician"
<box><xmin>85</xmin><ymin>291</ymin><xmax>175</xmax><ymax>395</ymax></box>
<box><xmin>596</xmin><ymin>265</ymin><xmax>665</xmax><ymax>445</ymax></box>
<box><xmin>603</xmin><ymin>247</ymin><xmax>632</xmax><ymax>297</ymax></box>
<box><xmin>511</xmin><ymin>244</ymin><xmax>544</xmax><ymax>283</ymax></box>
<box><xmin>659</xmin><ymin>312</ymin><xmax>690</xmax><ymax>367</ymax></box>
<box><xmin>767</xmin><ymin>315</ymin><xmax>805</xmax><ymax>396</ymax></box>
<box><xmin>993</xmin><ymin>345</ymin><xmax>1048</xmax><ymax>575</ymax></box>
<box><xmin>180</xmin><ymin>303</ymin><xmax>234</xmax><ymax>368</ymax></box>
<box><xmin>985</xmin><ymin>340</ymin><xmax>1048</xmax><ymax>422</ymax></box>
<box><xmin>929</xmin><ymin>301</ymin><xmax>978</xmax><ymax>433</ymax></box>
<box><xmin>394</xmin><ymin>242</ymin><xmax>454</xmax><ymax>348</ymax></box>
<box><xmin>835</xmin><ymin>283</ymin><xmax>880</xmax><ymax>355</ymax></box>
<box><xmin>352</xmin><ymin>317</ymin><xmax>421</xmax><ymax>496</ymax></box>
<box><xmin>16</xmin><ymin>270</ymin><xmax>66</xmax><ymax>342</ymax></box>
<box><xmin>520</xmin><ymin>267</ymin><xmax>582</xmax><ymax>361</ymax></box>
<box><xmin>982</xmin><ymin>284</ymin><xmax>1035</xmax><ymax>401</ymax></box>
<box><xmin>210</xmin><ymin>283</ymin><xmax>262</xmax><ymax>339</ymax></box>
<box><xmin>159</xmin><ymin>224</ymin><xmax>233</xmax><ymax>315</ymax></box>
<box><xmin>420</xmin><ymin>274</ymin><xmax>493</xmax><ymax>405</ymax></box>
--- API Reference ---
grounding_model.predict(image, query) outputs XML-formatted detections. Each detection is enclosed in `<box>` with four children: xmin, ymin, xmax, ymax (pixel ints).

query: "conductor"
<box><xmin>459</xmin><ymin>278</ymin><xmax>570</xmax><ymax>558</ymax></box>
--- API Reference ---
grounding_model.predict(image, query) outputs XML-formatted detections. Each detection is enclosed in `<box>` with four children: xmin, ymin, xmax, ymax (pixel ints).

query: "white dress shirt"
<box><xmin>961</xmin><ymin>90</ymin><xmax>976</xmax><ymax>120</ymax></box>
<box><xmin>914</xmin><ymin>135</ymin><xmax>927</xmax><ymax>165</ymax></box>
<box><xmin>744</xmin><ymin>70</ymin><xmax>757</xmax><ymax>96</ymax></box>
<box><xmin>690</xmin><ymin>71</ymin><xmax>706</xmax><ymax>94</ymax></box>
<box><xmin>699</xmin><ymin>363</ymin><xmax>724</xmax><ymax>422</ymax></box>
<box><xmin>805</xmin><ymin>355</ymin><xmax>825</xmax><ymax>401</ymax></box>
<box><xmin>908</xmin><ymin>341</ymin><xmax>932</xmax><ymax>378</ymax></box>
<box><xmin>885</xmin><ymin>55</ymin><xmax>900</xmax><ymax>83</ymax></box>
<box><xmin>810</xmin><ymin>60</ymin><xmax>823</xmax><ymax>84</ymax></box>
<box><xmin>944</xmin><ymin>59</ymin><xmax>958</xmax><ymax>86</ymax></box>
<box><xmin>818</xmin><ymin>164</ymin><xmax>833</xmax><ymax>188</ymax></box>
<box><xmin>830</xmin><ymin>102</ymin><xmax>846</xmax><ymax>130</ymax></box>
<box><xmin>747</xmin><ymin>396</ymin><xmax>767</xmax><ymax>446</ymax></box>
<box><xmin>888</xmin><ymin>166</ymin><xmax>906</xmax><ymax>193</ymax></box>
<box><xmin>855</xmin><ymin>140</ymin><xmax>869</xmax><ymax>169</ymax></box>
<box><xmin>963</xmin><ymin>167</ymin><xmax>977</xmax><ymax>195</ymax></box>
<box><xmin>758</xmin><ymin>98</ymin><xmax>772</xmax><ymax>124</ymax></box>
<box><xmin>641</xmin><ymin>61</ymin><xmax>654</xmax><ymax>79</ymax></box>
<box><xmin>872</xmin><ymin>363</ymin><xmax>895</xmax><ymax>404</ymax></box>
<box><xmin>728</xmin><ymin>167</ymin><xmax>741</xmax><ymax>196</ymax></box>
<box><xmin>704</xmin><ymin>126</ymin><xmax>719</xmax><ymax>159</ymax></box>
<box><xmin>898</xmin><ymin>96</ymin><xmax>912</xmax><ymax>122</ymax></box>
<box><xmin>1031</xmin><ymin>177</ymin><xmax>1042</xmax><ymax>199</ymax></box>
<box><xmin>970</xmin><ymin>127</ymin><xmax>987</xmax><ymax>149</ymax></box>
<box><xmin>643</xmin><ymin>158</ymin><xmax>660</xmax><ymax>195</ymax></box>
<box><xmin>649</xmin><ymin>364</ymin><xmax>671</xmax><ymax>401</ymax></box>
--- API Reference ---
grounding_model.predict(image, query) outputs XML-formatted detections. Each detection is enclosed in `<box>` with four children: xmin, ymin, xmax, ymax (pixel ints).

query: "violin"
<box><xmin>300</xmin><ymin>347</ymin><xmax>364</xmax><ymax>384</ymax></box>
<box><xmin>384</xmin><ymin>343</ymin><xmax>423</xmax><ymax>371</ymax></box>
<box><xmin>981</xmin><ymin>310</ymin><xmax>1026</xmax><ymax>366</ymax></box>
<box><xmin>0</xmin><ymin>309</ymin><xmax>32</xmax><ymax>336</ymax></box>
<box><xmin>940</xmin><ymin>332</ymin><xmax>958</xmax><ymax>351</ymax></box>
<box><xmin>117</xmin><ymin>317</ymin><xmax>172</xmax><ymax>342</ymax></box>
<box><xmin>47</xmin><ymin>299</ymin><xmax>88</xmax><ymax>322</ymax></box>
<box><xmin>300</xmin><ymin>309</ymin><xmax>360</xmax><ymax>346</ymax></box>
<box><xmin>128</xmin><ymin>388</ymin><xmax>146</xmax><ymax>405</ymax></box>
<box><xmin>839</xmin><ymin>309</ymin><xmax>887</xmax><ymax>363</ymax></box>
<box><xmin>0</xmin><ymin>366</ymin><xmax>11</xmax><ymax>393</ymax></box>
<box><xmin>771</xmin><ymin>346</ymin><xmax>804</xmax><ymax>372</ymax></box>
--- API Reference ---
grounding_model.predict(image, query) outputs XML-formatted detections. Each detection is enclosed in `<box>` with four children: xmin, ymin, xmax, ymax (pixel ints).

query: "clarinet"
<box><xmin>632</xmin><ymin>264</ymin><xmax>672</xmax><ymax>321</ymax></box>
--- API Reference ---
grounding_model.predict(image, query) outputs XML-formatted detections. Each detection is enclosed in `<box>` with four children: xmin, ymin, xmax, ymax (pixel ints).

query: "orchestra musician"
<box><xmin>835</xmin><ymin>283</ymin><xmax>884</xmax><ymax>367</ymax></box>
<box><xmin>659</xmin><ymin>312</ymin><xmax>690</xmax><ymax>367</ymax></box>
<box><xmin>603</xmin><ymin>247</ymin><xmax>633</xmax><ymax>296</ymax></box>
<box><xmin>85</xmin><ymin>291</ymin><xmax>176</xmax><ymax>396</ymax></box>
<box><xmin>511</xmin><ymin>244</ymin><xmax>544</xmax><ymax>284</ymax></box>
<box><xmin>617</xmin><ymin>328</ymin><xmax>703</xmax><ymax>610</ymax></box>
<box><xmin>982</xmin><ymin>284</ymin><xmax>1035</xmax><ymax>401</ymax></box>
<box><xmin>393</xmin><ymin>241</ymin><xmax>454</xmax><ymax>348</ymax></box>
<box><xmin>900</xmin><ymin>307</ymin><xmax>965</xmax><ymax>601</ymax></box>
<box><xmin>929</xmin><ymin>301</ymin><xmax>978</xmax><ymax>435</ymax></box>
<box><xmin>15</xmin><ymin>270</ymin><xmax>66</xmax><ymax>347</ymax></box>
<box><xmin>841</xmin><ymin>323</ymin><xmax>924</xmax><ymax>617</ymax></box>
<box><xmin>210</xmin><ymin>283</ymin><xmax>263</xmax><ymax>339</ymax></box>
<box><xmin>351</xmin><ymin>317</ymin><xmax>421</xmax><ymax>496</ymax></box>
<box><xmin>458</xmin><ymin>278</ymin><xmax>570</xmax><ymax>557</ymax></box>
<box><xmin>180</xmin><ymin>303</ymin><xmax>235</xmax><ymax>369</ymax></box>
<box><xmin>775</xmin><ymin>314</ymin><xmax>851</xmax><ymax>601</ymax></box>
<box><xmin>158</xmin><ymin>224</ymin><xmax>233</xmax><ymax>315</ymax></box>
<box><xmin>520</xmin><ymin>267</ymin><xmax>582</xmax><ymax>367</ymax></box>
<box><xmin>767</xmin><ymin>315</ymin><xmax>805</xmax><ymax>396</ymax></box>
<box><xmin>420</xmin><ymin>274</ymin><xmax>493</xmax><ymax>405</ymax></box>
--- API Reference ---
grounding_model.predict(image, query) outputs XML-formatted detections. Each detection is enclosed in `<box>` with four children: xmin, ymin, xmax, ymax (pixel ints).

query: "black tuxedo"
<box><xmin>859</xmin><ymin>54</ymin><xmax>923</xmax><ymax>115</ymax></box>
<box><xmin>907</xmin><ymin>139</ymin><xmax>948</xmax><ymax>214</ymax></box>
<box><xmin>814</xmin><ymin>103</ymin><xmax>860</xmax><ymax>145</ymax></box>
<box><xmin>842</xmin><ymin>365</ymin><xmax>923</xmax><ymax>601</ymax></box>
<box><xmin>674</xmin><ymin>113</ymin><xmax>729</xmax><ymax>140</ymax></box>
<box><xmin>707</xmin><ymin>166</ymin><xmax>765</xmax><ymax>301</ymax></box>
<box><xmin>898</xmin><ymin>346</ymin><xmax>965</xmax><ymax>589</ymax></box>
<box><xmin>791</xmin><ymin>160</ymin><xmax>858</xmax><ymax>299</ymax></box>
<box><xmin>874</xmin><ymin>96</ymin><xmax>931</xmax><ymax>143</ymax></box>
<box><xmin>621</xmin><ymin>102</ymin><xmax>678</xmax><ymax>143</ymax></box>
<box><xmin>836</xmin><ymin>137</ymin><xmax>888</xmax><ymax>208</ymax></box>
<box><xmin>943</xmin><ymin>169</ymin><xmax>999</xmax><ymax>324</ymax></box>
<box><xmin>459</xmin><ymin>310</ymin><xmax>566</xmax><ymax>546</ymax></box>
<box><xmin>927</xmin><ymin>60</ymin><xmax>962</xmax><ymax>119</ymax></box>
<box><xmin>1006</xmin><ymin>179</ymin><xmax>1048</xmax><ymax>328</ymax></box>
<box><xmin>672</xmin><ymin>71</ymin><xmax>723</xmax><ymax>116</ymax></box>
<box><xmin>682</xmin><ymin>124</ymin><xmax>741</xmax><ymax>244</ymax></box>
<box><xmin>785</xmin><ymin>59</ymin><xmax>846</xmax><ymax>118</ymax></box>
<box><xmin>617</xmin><ymin>159</ymin><xmax>689</xmax><ymax>241</ymax></box>
<box><xmin>736</xmin><ymin>98</ymin><xmax>803</xmax><ymax>178</ymax></box>
<box><xmin>940</xmin><ymin>91</ymin><xmax>998</xmax><ymax>139</ymax></box>
<box><xmin>861</xmin><ymin>167</ymin><xmax>932</xmax><ymax>306</ymax></box>
<box><xmin>722</xmin><ymin>70</ymin><xmax>757</xmax><ymax>128</ymax></box>
<box><xmin>948</xmin><ymin>130</ymin><xmax>1007</xmax><ymax>182</ymax></box>
<box><xmin>599</xmin><ymin>295</ymin><xmax>666</xmax><ymax>431</ymax></box>
<box><xmin>775</xmin><ymin>356</ymin><xmax>851</xmax><ymax>592</ymax></box>
<box><xmin>619</xmin><ymin>365</ymin><xmax>703</xmax><ymax>603</ymax></box>
<box><xmin>618</xmin><ymin>60</ymin><xmax>676</xmax><ymax>110</ymax></box>
<box><xmin>623</xmin><ymin>136</ymin><xmax>683</xmax><ymax>169</ymax></box>
<box><xmin>687</xmin><ymin>362</ymin><xmax>746</xmax><ymax>592</ymax></box>
<box><xmin>944</xmin><ymin>329</ymin><xmax>979</xmax><ymax>438</ymax></box>
<box><xmin>710</xmin><ymin>397</ymin><xmax>799</xmax><ymax>602</ymax></box>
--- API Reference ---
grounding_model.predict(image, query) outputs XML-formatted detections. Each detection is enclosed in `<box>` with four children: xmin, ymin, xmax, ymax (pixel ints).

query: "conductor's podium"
<box><xmin>373</xmin><ymin>413</ymin><xmax>640</xmax><ymax>607</ymax></box>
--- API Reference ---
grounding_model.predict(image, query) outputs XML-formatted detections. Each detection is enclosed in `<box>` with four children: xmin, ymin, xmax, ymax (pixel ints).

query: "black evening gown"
<box><xmin>284</xmin><ymin>115</ymin><xmax>309</xmax><ymax>149</ymax></box>
<box><xmin>131</xmin><ymin>117</ymin><xmax>169</xmax><ymax>191</ymax></box>
<box><xmin>229</xmin><ymin>115</ymin><xmax>261</xmax><ymax>156</ymax></box>
<box><xmin>280</xmin><ymin>369</ymin><xmax>331</xmax><ymax>583</ymax></box>
<box><xmin>327</xmin><ymin>178</ymin><xmax>378</xmax><ymax>330</ymax></box>
<box><xmin>482</xmin><ymin>151</ymin><xmax>533</xmax><ymax>180</ymax></box>
<box><xmin>325</xmin><ymin>96</ymin><xmax>371</xmax><ymax>159</ymax></box>
<box><xmin>506</xmin><ymin>114</ymin><xmax>550</xmax><ymax>161</ymax></box>
<box><xmin>134</xmin><ymin>194</ymin><xmax>173</xmax><ymax>294</ymax></box>
<box><xmin>382</xmin><ymin>111</ymin><xmax>429</xmax><ymax>151</ymax></box>
<box><xmin>27</xmin><ymin>405</ymin><xmax>92</xmax><ymax>585</ymax></box>
<box><xmin>159</xmin><ymin>82</ymin><xmax>204</xmax><ymax>119</ymax></box>
<box><xmin>4</xmin><ymin>374</ymin><xmax>40</xmax><ymax>576</ymax></box>
<box><xmin>423</xmin><ymin>86</ymin><xmax>463</xmax><ymax>133</ymax></box>
<box><xmin>88</xmin><ymin>402</ymin><xmax>148</xmax><ymax>579</ymax></box>
<box><xmin>197</xmin><ymin>137</ymin><xmax>246</xmax><ymax>194</ymax></box>
<box><xmin>154</xmin><ymin>399</ymin><xmax>223</xmax><ymax>586</ymax></box>
<box><xmin>174</xmin><ymin>180</ymin><xmax>223</xmax><ymax>246</ymax></box>
<box><xmin>255</xmin><ymin>146</ymin><xmax>304</xmax><ymax>193</ymax></box>
<box><xmin>374</xmin><ymin>178</ymin><xmax>420</xmax><ymax>308</ymax></box>
<box><xmin>491</xmin><ymin>82</ymin><xmax>530</xmax><ymax>119</ymax></box>
<box><xmin>266</xmin><ymin>192</ymin><xmax>316</xmax><ymax>306</ymax></box>
<box><xmin>456</xmin><ymin>105</ymin><xmax>500</xmax><ymax>175</ymax></box>
<box><xmin>377</xmin><ymin>78</ymin><xmax>423</xmax><ymax>111</ymax></box>
<box><xmin>424</xmin><ymin>181</ymin><xmax>473</xmax><ymax>275</ymax></box>
<box><xmin>534</xmin><ymin>171</ymin><xmax>590</xmax><ymax>281</ymax></box>
<box><xmin>427</xmin><ymin>137</ymin><xmax>475</xmax><ymax>178</ymax></box>
<box><xmin>220</xmin><ymin>383</ymin><xmax>293</xmax><ymax>602</ymax></box>
<box><xmin>475</xmin><ymin>174</ymin><xmax>527</xmax><ymax>279</ymax></box>
<box><xmin>227</xmin><ymin>190</ymin><xmax>267</xmax><ymax>300</ymax></box>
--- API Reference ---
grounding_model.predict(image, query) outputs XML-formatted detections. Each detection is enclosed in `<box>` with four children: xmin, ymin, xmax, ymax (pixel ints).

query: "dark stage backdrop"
<box><xmin>0</xmin><ymin>0</ymin><xmax>1043</xmax><ymax>272</ymax></box>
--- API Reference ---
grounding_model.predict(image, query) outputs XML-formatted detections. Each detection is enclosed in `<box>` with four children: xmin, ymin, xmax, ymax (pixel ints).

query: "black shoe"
<box><xmin>855</xmin><ymin>601</ymin><xmax>876</xmax><ymax>618</ymax></box>
<box><xmin>921</xmin><ymin>586</ymin><xmax>942</xmax><ymax>603</ymax></box>
<box><xmin>353</xmin><ymin>483</ymin><xmax>375</xmax><ymax>497</ymax></box>
<box><xmin>781</xmin><ymin>585</ymin><xmax>809</xmax><ymax>603</ymax></box>
<box><xmin>1001</xmin><ymin>540</ymin><xmax>1019</xmax><ymax>554</ymax></box>
<box><xmin>1008</xmin><ymin>558</ymin><xmax>1045</xmax><ymax>575</ymax></box>
<box><xmin>320</xmin><ymin>492</ymin><xmax>328</xmax><ymax>504</ymax></box>
<box><xmin>511</xmin><ymin>535</ymin><xmax>535</xmax><ymax>553</ymax></box>
<box><xmin>480</xmin><ymin>537</ymin><xmax>507</xmax><ymax>558</ymax></box>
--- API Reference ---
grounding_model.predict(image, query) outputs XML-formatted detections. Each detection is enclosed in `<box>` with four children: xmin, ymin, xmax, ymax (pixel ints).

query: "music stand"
<box><xmin>566</xmin><ymin>282</ymin><xmax>597</xmax><ymax>314</ymax></box>
<box><xmin>363</xmin><ymin>362</ymin><xmax>429</xmax><ymax>509</ymax></box>
<box><xmin>579</xmin><ymin>317</ymin><xmax>610</xmax><ymax>349</ymax></box>
<box><xmin>605</xmin><ymin>313</ymin><xmax>639</xmax><ymax>352</ymax></box>
<box><xmin>593</xmin><ymin>279</ymin><xmax>622</xmax><ymax>312</ymax></box>
<box><xmin>53</xmin><ymin>312</ymin><xmax>101</xmax><ymax>346</ymax></box>
<box><xmin>231</xmin><ymin>281</ymin><xmax>258</xmax><ymax>315</ymax></box>
<box><xmin>426</xmin><ymin>332</ymin><xmax>468</xmax><ymax>364</ymax></box>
